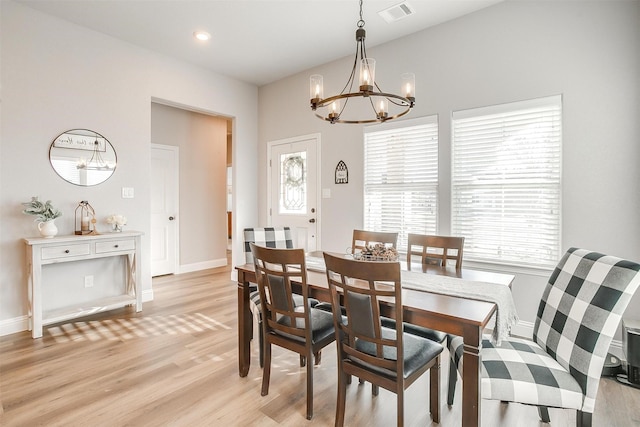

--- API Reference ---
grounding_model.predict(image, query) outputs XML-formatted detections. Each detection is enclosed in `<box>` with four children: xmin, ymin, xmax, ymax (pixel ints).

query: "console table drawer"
<box><xmin>95</xmin><ymin>239</ymin><xmax>135</xmax><ymax>254</ymax></box>
<box><xmin>41</xmin><ymin>243</ymin><xmax>91</xmax><ymax>260</ymax></box>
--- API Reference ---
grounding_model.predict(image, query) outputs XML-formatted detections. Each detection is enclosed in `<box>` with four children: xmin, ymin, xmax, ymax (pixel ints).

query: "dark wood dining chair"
<box><xmin>315</xmin><ymin>229</ymin><xmax>398</xmax><ymax>315</ymax></box>
<box><xmin>323</xmin><ymin>252</ymin><xmax>443</xmax><ymax>427</ymax></box>
<box><xmin>403</xmin><ymin>234</ymin><xmax>466</xmax><ymax>403</ymax></box>
<box><xmin>382</xmin><ymin>234</ymin><xmax>467</xmax><ymax>347</ymax></box>
<box><xmin>351</xmin><ymin>229</ymin><xmax>398</xmax><ymax>254</ymax></box>
<box><xmin>250</xmin><ymin>243</ymin><xmax>335</xmax><ymax>420</ymax></box>
<box><xmin>243</xmin><ymin>227</ymin><xmax>318</xmax><ymax>368</ymax></box>
<box><xmin>447</xmin><ymin>248</ymin><xmax>640</xmax><ymax>426</ymax></box>
<box><xmin>406</xmin><ymin>233</ymin><xmax>464</xmax><ymax>269</ymax></box>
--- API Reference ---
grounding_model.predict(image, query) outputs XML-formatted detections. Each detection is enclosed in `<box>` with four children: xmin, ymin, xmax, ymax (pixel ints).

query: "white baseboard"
<box><xmin>177</xmin><ymin>258</ymin><xmax>227</xmax><ymax>274</ymax></box>
<box><xmin>511</xmin><ymin>319</ymin><xmax>535</xmax><ymax>339</ymax></box>
<box><xmin>0</xmin><ymin>315</ymin><xmax>29</xmax><ymax>337</ymax></box>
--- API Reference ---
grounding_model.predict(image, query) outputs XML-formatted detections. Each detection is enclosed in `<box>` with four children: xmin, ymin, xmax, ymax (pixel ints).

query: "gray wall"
<box><xmin>258</xmin><ymin>1</ymin><xmax>640</xmax><ymax>340</ymax></box>
<box><xmin>150</xmin><ymin>103</ymin><xmax>228</xmax><ymax>270</ymax></box>
<box><xmin>0</xmin><ymin>1</ymin><xmax>259</xmax><ymax>334</ymax></box>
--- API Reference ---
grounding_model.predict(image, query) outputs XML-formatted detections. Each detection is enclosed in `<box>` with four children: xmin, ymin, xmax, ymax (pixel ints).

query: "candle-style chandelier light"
<box><xmin>310</xmin><ymin>0</ymin><xmax>415</xmax><ymax>124</ymax></box>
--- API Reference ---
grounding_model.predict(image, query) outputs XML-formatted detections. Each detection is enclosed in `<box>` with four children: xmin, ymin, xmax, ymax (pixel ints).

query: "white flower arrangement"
<box><xmin>106</xmin><ymin>214</ymin><xmax>127</xmax><ymax>231</ymax></box>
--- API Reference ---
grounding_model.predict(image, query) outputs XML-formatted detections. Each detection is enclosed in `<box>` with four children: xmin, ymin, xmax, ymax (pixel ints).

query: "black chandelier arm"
<box><xmin>339</xmin><ymin>42</ymin><xmax>361</xmax><ymax>95</ymax></box>
<box><xmin>388</xmin><ymin>97</ymin><xmax>415</xmax><ymax>107</ymax></box>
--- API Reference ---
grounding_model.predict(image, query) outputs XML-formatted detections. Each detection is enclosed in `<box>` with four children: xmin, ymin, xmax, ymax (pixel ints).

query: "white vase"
<box><xmin>38</xmin><ymin>219</ymin><xmax>58</xmax><ymax>238</ymax></box>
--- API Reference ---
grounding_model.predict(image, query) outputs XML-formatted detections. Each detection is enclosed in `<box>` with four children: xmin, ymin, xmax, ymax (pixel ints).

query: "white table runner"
<box><xmin>400</xmin><ymin>270</ymin><xmax>518</xmax><ymax>345</ymax></box>
<box><xmin>306</xmin><ymin>255</ymin><xmax>518</xmax><ymax>345</ymax></box>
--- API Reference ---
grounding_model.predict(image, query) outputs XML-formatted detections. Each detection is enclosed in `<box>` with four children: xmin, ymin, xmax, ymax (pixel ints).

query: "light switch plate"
<box><xmin>122</xmin><ymin>187</ymin><xmax>134</xmax><ymax>198</ymax></box>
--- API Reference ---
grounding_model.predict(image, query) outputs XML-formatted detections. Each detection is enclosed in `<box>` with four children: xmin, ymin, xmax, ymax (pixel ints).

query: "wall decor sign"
<box><xmin>335</xmin><ymin>160</ymin><xmax>348</xmax><ymax>184</ymax></box>
<box><xmin>53</xmin><ymin>131</ymin><xmax>106</xmax><ymax>152</ymax></box>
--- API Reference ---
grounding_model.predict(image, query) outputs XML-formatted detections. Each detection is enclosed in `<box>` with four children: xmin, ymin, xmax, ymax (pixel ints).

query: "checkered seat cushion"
<box><xmin>448</xmin><ymin>248</ymin><xmax>640</xmax><ymax>425</ymax></box>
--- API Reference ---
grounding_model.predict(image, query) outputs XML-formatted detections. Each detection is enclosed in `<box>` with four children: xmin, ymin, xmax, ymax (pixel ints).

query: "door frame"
<box><xmin>266</xmin><ymin>133</ymin><xmax>322</xmax><ymax>251</ymax></box>
<box><xmin>150</xmin><ymin>143</ymin><xmax>179</xmax><ymax>276</ymax></box>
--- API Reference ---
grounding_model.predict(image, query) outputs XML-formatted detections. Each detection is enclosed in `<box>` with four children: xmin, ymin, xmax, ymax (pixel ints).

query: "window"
<box><xmin>364</xmin><ymin>116</ymin><xmax>439</xmax><ymax>252</ymax></box>
<box><xmin>451</xmin><ymin>96</ymin><xmax>562</xmax><ymax>268</ymax></box>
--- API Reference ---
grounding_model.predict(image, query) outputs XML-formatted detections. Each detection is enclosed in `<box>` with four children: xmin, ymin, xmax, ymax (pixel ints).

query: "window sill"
<box><xmin>463</xmin><ymin>259</ymin><xmax>553</xmax><ymax>278</ymax></box>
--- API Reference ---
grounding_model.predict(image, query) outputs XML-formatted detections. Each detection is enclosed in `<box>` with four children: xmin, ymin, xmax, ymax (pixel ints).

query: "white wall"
<box><xmin>0</xmin><ymin>1</ymin><xmax>258</xmax><ymax>334</ymax></box>
<box><xmin>258</xmin><ymin>1</ymin><xmax>640</xmax><ymax>341</ymax></box>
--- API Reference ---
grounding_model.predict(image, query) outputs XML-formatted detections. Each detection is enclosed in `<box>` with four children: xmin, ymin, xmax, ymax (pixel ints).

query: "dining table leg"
<box><xmin>461</xmin><ymin>324</ymin><xmax>483</xmax><ymax>427</ymax></box>
<box><xmin>237</xmin><ymin>270</ymin><xmax>252</xmax><ymax>377</ymax></box>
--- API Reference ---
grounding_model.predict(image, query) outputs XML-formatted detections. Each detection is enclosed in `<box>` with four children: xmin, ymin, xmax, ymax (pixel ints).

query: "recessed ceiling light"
<box><xmin>193</xmin><ymin>31</ymin><xmax>211</xmax><ymax>41</ymax></box>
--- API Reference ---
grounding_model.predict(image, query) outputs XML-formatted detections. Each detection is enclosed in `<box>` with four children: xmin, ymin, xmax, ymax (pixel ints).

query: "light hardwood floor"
<box><xmin>1</xmin><ymin>262</ymin><xmax>639</xmax><ymax>426</ymax></box>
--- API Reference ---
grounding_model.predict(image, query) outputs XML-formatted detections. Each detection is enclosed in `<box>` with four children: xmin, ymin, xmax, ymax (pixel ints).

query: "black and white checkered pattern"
<box><xmin>244</xmin><ymin>228</ymin><xmax>294</xmax><ymax>318</ymax></box>
<box><xmin>533</xmin><ymin>247</ymin><xmax>640</xmax><ymax>412</ymax></box>
<box><xmin>449</xmin><ymin>248</ymin><xmax>640</xmax><ymax>415</ymax></box>
<box><xmin>243</xmin><ymin>227</ymin><xmax>293</xmax><ymax>264</ymax></box>
<box><xmin>244</xmin><ymin>226</ymin><xmax>294</xmax><ymax>309</ymax></box>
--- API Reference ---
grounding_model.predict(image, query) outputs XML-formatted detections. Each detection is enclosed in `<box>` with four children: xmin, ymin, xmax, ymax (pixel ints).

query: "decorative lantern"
<box><xmin>75</xmin><ymin>201</ymin><xmax>97</xmax><ymax>235</ymax></box>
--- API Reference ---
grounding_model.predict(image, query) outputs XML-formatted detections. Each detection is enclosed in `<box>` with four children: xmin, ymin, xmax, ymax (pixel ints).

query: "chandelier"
<box><xmin>77</xmin><ymin>133</ymin><xmax>115</xmax><ymax>171</ymax></box>
<box><xmin>310</xmin><ymin>0</ymin><xmax>415</xmax><ymax>124</ymax></box>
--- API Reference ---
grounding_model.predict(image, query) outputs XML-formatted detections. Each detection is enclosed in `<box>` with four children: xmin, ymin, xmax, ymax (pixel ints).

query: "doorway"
<box><xmin>150</xmin><ymin>102</ymin><xmax>231</xmax><ymax>275</ymax></box>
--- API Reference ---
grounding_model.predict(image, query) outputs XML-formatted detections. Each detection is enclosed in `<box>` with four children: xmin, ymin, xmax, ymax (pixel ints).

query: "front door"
<box><xmin>268</xmin><ymin>134</ymin><xmax>320</xmax><ymax>252</ymax></box>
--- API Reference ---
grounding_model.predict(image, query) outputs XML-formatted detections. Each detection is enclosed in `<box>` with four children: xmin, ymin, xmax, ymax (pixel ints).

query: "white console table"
<box><xmin>24</xmin><ymin>231</ymin><xmax>143</xmax><ymax>339</ymax></box>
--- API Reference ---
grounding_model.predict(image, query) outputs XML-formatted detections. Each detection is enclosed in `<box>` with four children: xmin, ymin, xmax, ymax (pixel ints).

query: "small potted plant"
<box><xmin>22</xmin><ymin>196</ymin><xmax>62</xmax><ymax>238</ymax></box>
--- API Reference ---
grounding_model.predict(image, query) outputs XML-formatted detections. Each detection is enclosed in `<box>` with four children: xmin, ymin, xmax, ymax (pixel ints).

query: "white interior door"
<box><xmin>151</xmin><ymin>144</ymin><xmax>179</xmax><ymax>276</ymax></box>
<box><xmin>268</xmin><ymin>134</ymin><xmax>320</xmax><ymax>252</ymax></box>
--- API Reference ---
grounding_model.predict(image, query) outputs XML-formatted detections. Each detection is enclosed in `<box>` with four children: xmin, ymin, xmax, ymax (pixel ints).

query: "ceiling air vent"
<box><xmin>378</xmin><ymin>2</ymin><xmax>414</xmax><ymax>23</ymax></box>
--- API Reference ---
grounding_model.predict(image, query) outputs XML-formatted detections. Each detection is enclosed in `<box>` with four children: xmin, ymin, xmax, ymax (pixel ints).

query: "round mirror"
<box><xmin>49</xmin><ymin>129</ymin><xmax>117</xmax><ymax>186</ymax></box>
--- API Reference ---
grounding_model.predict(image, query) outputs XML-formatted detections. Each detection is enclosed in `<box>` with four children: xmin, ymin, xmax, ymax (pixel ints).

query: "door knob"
<box><xmin>169</xmin><ymin>216</ymin><xmax>175</xmax><ymax>221</ymax></box>
<box><xmin>309</xmin><ymin>218</ymin><xmax>316</xmax><ymax>223</ymax></box>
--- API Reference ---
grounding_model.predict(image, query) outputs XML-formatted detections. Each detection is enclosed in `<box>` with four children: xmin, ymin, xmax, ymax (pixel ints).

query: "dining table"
<box><xmin>236</xmin><ymin>253</ymin><xmax>515</xmax><ymax>427</ymax></box>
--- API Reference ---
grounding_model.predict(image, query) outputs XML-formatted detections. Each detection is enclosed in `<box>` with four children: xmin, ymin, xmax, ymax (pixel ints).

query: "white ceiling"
<box><xmin>17</xmin><ymin>0</ymin><xmax>503</xmax><ymax>86</ymax></box>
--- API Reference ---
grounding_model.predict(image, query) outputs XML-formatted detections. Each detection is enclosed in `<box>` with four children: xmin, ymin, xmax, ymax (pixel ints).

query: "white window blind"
<box><xmin>364</xmin><ymin>116</ymin><xmax>439</xmax><ymax>252</ymax></box>
<box><xmin>452</xmin><ymin>96</ymin><xmax>562</xmax><ymax>268</ymax></box>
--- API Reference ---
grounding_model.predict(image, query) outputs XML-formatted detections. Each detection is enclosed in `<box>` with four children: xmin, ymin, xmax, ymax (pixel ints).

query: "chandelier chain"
<box><xmin>357</xmin><ymin>0</ymin><xmax>365</xmax><ymax>27</ymax></box>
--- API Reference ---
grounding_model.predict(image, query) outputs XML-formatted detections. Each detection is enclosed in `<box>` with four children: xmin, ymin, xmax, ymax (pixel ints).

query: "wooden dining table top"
<box><xmin>238</xmin><ymin>252</ymin><xmax>514</xmax><ymax>333</ymax></box>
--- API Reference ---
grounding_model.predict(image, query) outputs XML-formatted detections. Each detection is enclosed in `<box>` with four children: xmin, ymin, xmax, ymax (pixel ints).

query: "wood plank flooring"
<box><xmin>2</xmin><ymin>262</ymin><xmax>639</xmax><ymax>426</ymax></box>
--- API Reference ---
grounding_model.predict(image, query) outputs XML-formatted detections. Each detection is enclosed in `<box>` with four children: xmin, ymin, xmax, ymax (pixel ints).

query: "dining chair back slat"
<box><xmin>406</xmin><ymin>234</ymin><xmax>464</xmax><ymax>269</ymax></box>
<box><xmin>351</xmin><ymin>230</ymin><xmax>398</xmax><ymax>254</ymax></box>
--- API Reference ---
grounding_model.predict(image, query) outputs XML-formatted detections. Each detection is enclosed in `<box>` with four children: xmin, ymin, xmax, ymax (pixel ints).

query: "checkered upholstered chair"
<box><xmin>243</xmin><ymin>227</ymin><xmax>318</xmax><ymax>368</ymax></box>
<box><xmin>447</xmin><ymin>248</ymin><xmax>640</xmax><ymax>426</ymax></box>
